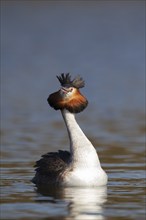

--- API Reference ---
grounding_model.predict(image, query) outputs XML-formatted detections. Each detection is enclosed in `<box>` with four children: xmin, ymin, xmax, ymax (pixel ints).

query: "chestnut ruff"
<box><xmin>48</xmin><ymin>89</ymin><xmax>88</xmax><ymax>114</ymax></box>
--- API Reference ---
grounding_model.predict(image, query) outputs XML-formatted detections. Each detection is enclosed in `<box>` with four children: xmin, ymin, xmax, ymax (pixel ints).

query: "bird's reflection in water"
<box><xmin>35</xmin><ymin>185</ymin><xmax>107</xmax><ymax>220</ymax></box>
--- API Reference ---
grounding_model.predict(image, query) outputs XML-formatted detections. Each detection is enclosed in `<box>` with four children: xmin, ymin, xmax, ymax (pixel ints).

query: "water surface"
<box><xmin>1</xmin><ymin>1</ymin><xmax>145</xmax><ymax>220</ymax></box>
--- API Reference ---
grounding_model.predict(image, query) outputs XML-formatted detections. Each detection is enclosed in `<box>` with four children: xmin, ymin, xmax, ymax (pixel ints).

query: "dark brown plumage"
<box><xmin>32</xmin><ymin>150</ymin><xmax>71</xmax><ymax>185</ymax></box>
<box><xmin>57</xmin><ymin>73</ymin><xmax>85</xmax><ymax>89</ymax></box>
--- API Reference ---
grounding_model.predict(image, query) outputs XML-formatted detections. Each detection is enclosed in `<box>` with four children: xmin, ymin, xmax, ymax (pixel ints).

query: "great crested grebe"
<box><xmin>32</xmin><ymin>73</ymin><xmax>107</xmax><ymax>186</ymax></box>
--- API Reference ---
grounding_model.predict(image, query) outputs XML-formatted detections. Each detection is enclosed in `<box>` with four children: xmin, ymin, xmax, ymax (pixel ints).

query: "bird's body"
<box><xmin>32</xmin><ymin>73</ymin><xmax>108</xmax><ymax>187</ymax></box>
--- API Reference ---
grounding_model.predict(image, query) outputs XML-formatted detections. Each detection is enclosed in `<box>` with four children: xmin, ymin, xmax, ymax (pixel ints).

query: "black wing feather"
<box><xmin>32</xmin><ymin>150</ymin><xmax>70</xmax><ymax>185</ymax></box>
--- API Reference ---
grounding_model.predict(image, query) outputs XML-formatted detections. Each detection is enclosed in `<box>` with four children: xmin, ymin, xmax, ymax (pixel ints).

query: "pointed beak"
<box><xmin>61</xmin><ymin>87</ymin><xmax>68</xmax><ymax>94</ymax></box>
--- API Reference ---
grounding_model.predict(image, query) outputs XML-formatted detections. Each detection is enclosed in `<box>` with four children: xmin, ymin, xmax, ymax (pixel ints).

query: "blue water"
<box><xmin>1</xmin><ymin>1</ymin><xmax>145</xmax><ymax>220</ymax></box>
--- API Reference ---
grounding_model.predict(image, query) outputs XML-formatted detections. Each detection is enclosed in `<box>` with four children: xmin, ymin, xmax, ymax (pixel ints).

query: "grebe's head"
<box><xmin>47</xmin><ymin>73</ymin><xmax>88</xmax><ymax>113</ymax></box>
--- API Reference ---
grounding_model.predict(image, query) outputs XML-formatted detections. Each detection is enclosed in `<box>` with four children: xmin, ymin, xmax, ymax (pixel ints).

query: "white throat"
<box><xmin>61</xmin><ymin>109</ymin><xmax>101</xmax><ymax>169</ymax></box>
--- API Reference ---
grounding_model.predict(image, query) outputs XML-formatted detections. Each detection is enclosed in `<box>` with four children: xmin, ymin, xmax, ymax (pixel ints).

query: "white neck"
<box><xmin>61</xmin><ymin>109</ymin><xmax>101</xmax><ymax>169</ymax></box>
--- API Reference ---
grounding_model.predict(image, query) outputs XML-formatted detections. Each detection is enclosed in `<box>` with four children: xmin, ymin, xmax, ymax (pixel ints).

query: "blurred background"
<box><xmin>1</xmin><ymin>1</ymin><xmax>145</xmax><ymax>220</ymax></box>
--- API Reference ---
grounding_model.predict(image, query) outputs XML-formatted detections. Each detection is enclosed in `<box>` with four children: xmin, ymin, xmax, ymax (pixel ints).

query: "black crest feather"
<box><xmin>56</xmin><ymin>73</ymin><xmax>85</xmax><ymax>89</ymax></box>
